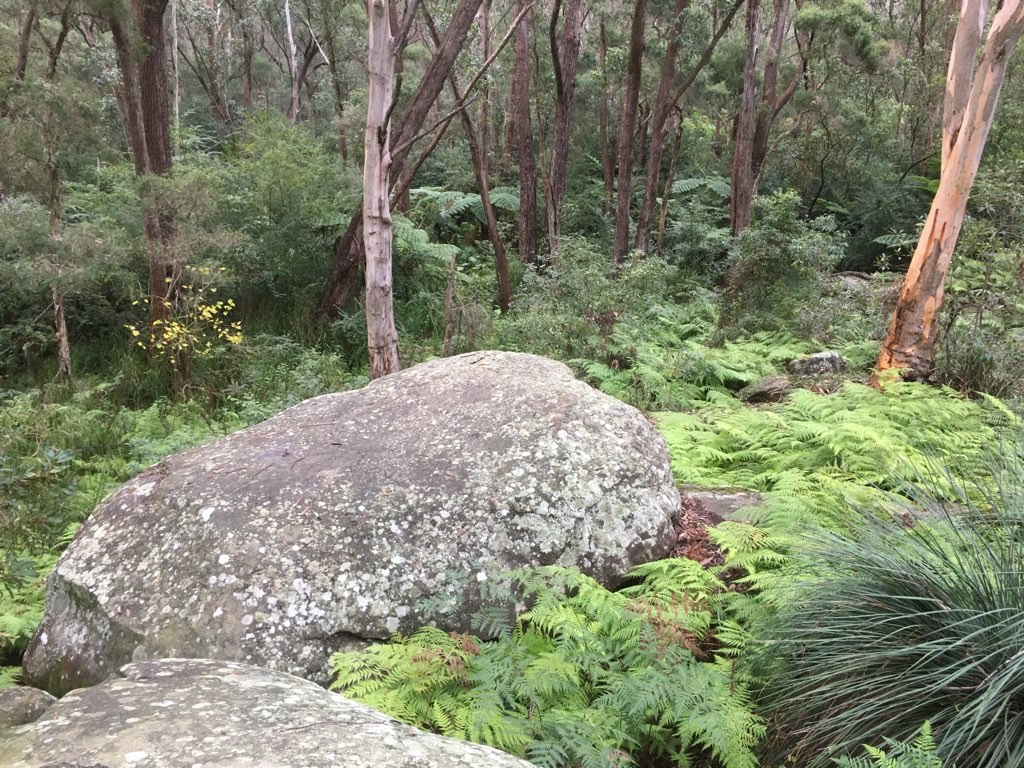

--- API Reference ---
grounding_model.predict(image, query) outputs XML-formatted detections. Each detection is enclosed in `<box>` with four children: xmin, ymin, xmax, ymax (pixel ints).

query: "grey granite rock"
<box><xmin>786</xmin><ymin>351</ymin><xmax>845</xmax><ymax>376</ymax></box>
<box><xmin>0</xmin><ymin>688</ymin><xmax>55</xmax><ymax>728</ymax></box>
<box><xmin>0</xmin><ymin>658</ymin><xmax>537</xmax><ymax>768</ymax></box>
<box><xmin>24</xmin><ymin>351</ymin><xmax>678</xmax><ymax>695</ymax></box>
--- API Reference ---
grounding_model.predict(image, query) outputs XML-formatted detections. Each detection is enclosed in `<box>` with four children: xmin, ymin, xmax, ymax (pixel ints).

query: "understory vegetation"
<box><xmin>5</xmin><ymin>3</ymin><xmax>1024</xmax><ymax>760</ymax></box>
<box><xmin>4</xmin><ymin>170</ymin><xmax>1024</xmax><ymax>763</ymax></box>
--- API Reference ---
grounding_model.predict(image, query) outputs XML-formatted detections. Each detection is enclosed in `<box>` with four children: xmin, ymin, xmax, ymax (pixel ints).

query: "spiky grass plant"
<box><xmin>759</xmin><ymin>456</ymin><xmax>1024</xmax><ymax>768</ymax></box>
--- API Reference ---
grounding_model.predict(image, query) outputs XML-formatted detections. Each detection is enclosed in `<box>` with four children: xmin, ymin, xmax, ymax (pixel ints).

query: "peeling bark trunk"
<box><xmin>875</xmin><ymin>0</ymin><xmax>1024</xmax><ymax>382</ymax></box>
<box><xmin>53</xmin><ymin>285</ymin><xmax>71</xmax><ymax>382</ymax></box>
<box><xmin>612</xmin><ymin>0</ymin><xmax>647</xmax><ymax>263</ymax></box>
<box><xmin>364</xmin><ymin>0</ymin><xmax>400</xmax><ymax>378</ymax></box>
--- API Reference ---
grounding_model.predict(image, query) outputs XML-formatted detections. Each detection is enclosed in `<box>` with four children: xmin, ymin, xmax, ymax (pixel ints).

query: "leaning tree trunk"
<box><xmin>875</xmin><ymin>0</ymin><xmax>1024</xmax><ymax>382</ymax></box>
<box><xmin>634</xmin><ymin>0</ymin><xmax>687</xmax><ymax>253</ymax></box>
<box><xmin>611</xmin><ymin>0</ymin><xmax>647</xmax><ymax>264</ymax></box>
<box><xmin>363</xmin><ymin>0</ymin><xmax>400</xmax><ymax>378</ymax></box>
<box><xmin>426</xmin><ymin>12</ymin><xmax>513</xmax><ymax>311</ymax></box>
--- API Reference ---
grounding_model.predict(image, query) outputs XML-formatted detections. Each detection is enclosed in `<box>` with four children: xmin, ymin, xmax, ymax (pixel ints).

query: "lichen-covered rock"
<box><xmin>0</xmin><ymin>688</ymin><xmax>55</xmax><ymax>729</ymax></box>
<box><xmin>786</xmin><ymin>351</ymin><xmax>845</xmax><ymax>376</ymax></box>
<box><xmin>24</xmin><ymin>351</ymin><xmax>677</xmax><ymax>695</ymax></box>
<box><xmin>0</xmin><ymin>658</ymin><xmax>537</xmax><ymax>768</ymax></box>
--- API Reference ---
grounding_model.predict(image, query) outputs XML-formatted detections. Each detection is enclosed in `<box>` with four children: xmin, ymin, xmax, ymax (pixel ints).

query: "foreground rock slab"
<box><xmin>0</xmin><ymin>658</ymin><xmax>537</xmax><ymax>768</ymax></box>
<box><xmin>25</xmin><ymin>351</ymin><xmax>678</xmax><ymax>695</ymax></box>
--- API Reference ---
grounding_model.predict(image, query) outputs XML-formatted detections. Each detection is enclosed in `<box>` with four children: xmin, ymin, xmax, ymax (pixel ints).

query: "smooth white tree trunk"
<box><xmin>363</xmin><ymin>0</ymin><xmax>400</xmax><ymax>379</ymax></box>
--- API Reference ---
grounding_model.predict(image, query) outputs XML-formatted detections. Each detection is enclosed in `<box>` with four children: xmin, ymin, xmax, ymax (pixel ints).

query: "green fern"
<box><xmin>331</xmin><ymin>563</ymin><xmax>763</xmax><ymax>768</ymax></box>
<box><xmin>657</xmin><ymin>382</ymin><xmax>1019</xmax><ymax>601</ymax></box>
<box><xmin>832</xmin><ymin>723</ymin><xmax>947</xmax><ymax>768</ymax></box>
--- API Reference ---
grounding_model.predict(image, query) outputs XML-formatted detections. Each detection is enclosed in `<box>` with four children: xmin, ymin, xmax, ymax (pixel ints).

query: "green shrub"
<box><xmin>718</xmin><ymin>190</ymin><xmax>846</xmax><ymax>339</ymax></box>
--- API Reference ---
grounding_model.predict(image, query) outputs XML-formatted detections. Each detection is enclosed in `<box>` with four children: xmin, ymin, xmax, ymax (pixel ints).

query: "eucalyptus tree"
<box><xmin>875</xmin><ymin>0</ymin><xmax>1024</xmax><ymax>381</ymax></box>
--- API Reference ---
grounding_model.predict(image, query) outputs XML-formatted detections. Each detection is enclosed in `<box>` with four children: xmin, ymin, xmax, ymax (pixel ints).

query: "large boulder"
<box><xmin>24</xmin><ymin>351</ymin><xmax>677</xmax><ymax>695</ymax></box>
<box><xmin>0</xmin><ymin>658</ymin><xmax>537</xmax><ymax>768</ymax></box>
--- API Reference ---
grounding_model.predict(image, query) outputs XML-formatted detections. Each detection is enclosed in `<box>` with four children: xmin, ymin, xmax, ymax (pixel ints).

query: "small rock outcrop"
<box><xmin>0</xmin><ymin>688</ymin><xmax>55</xmax><ymax>729</ymax></box>
<box><xmin>0</xmin><ymin>658</ymin><xmax>537</xmax><ymax>768</ymax></box>
<box><xmin>786</xmin><ymin>351</ymin><xmax>845</xmax><ymax>376</ymax></box>
<box><xmin>679</xmin><ymin>486</ymin><xmax>764</xmax><ymax>523</ymax></box>
<box><xmin>24</xmin><ymin>351</ymin><xmax>678</xmax><ymax>695</ymax></box>
<box><xmin>738</xmin><ymin>375</ymin><xmax>792</xmax><ymax>404</ymax></box>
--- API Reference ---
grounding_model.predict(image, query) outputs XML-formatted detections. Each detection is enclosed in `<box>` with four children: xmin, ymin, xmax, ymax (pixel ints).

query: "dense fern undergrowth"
<box><xmin>4</xmin><ymin>213</ymin><xmax>1024</xmax><ymax>766</ymax></box>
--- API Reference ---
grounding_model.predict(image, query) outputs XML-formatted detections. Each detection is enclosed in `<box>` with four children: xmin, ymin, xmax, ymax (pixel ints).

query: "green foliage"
<box><xmin>224</xmin><ymin>115</ymin><xmax>352</xmax><ymax>312</ymax></box>
<box><xmin>497</xmin><ymin>239</ymin><xmax>811</xmax><ymax>409</ymax></box>
<box><xmin>933</xmin><ymin>166</ymin><xmax>1024</xmax><ymax>398</ymax></box>
<box><xmin>656</xmin><ymin>383</ymin><xmax>1018</xmax><ymax>605</ymax></box>
<box><xmin>661</xmin><ymin>175</ymin><xmax>732</xmax><ymax>276</ymax></box>
<box><xmin>759</xmin><ymin>456</ymin><xmax>1024</xmax><ymax>767</ymax></box>
<box><xmin>332</xmin><ymin>563</ymin><xmax>764</xmax><ymax>768</ymax></box>
<box><xmin>833</xmin><ymin>723</ymin><xmax>946</xmax><ymax>768</ymax></box>
<box><xmin>0</xmin><ymin>549</ymin><xmax>57</xmax><ymax>687</ymax></box>
<box><xmin>794</xmin><ymin>0</ymin><xmax>883</xmax><ymax>70</ymax></box>
<box><xmin>718</xmin><ymin>191</ymin><xmax>846</xmax><ymax>339</ymax></box>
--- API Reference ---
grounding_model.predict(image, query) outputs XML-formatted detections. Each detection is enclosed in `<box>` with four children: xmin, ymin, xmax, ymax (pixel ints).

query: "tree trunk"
<box><xmin>0</xmin><ymin>4</ymin><xmax>37</xmax><ymax>117</ymax></box>
<box><xmin>478</xmin><ymin>0</ymin><xmax>491</xmax><ymax>178</ymax></box>
<box><xmin>241</xmin><ymin>25</ymin><xmax>255</xmax><ymax>109</ymax></box>
<box><xmin>111</xmin><ymin>0</ymin><xmax>179</xmax><ymax>330</ymax></box>
<box><xmin>426</xmin><ymin>12</ymin><xmax>512</xmax><ymax>311</ymax></box>
<box><xmin>364</xmin><ymin>0</ymin><xmax>400</xmax><ymax>378</ymax></box>
<box><xmin>875</xmin><ymin>0</ymin><xmax>1024</xmax><ymax>382</ymax></box>
<box><xmin>513</xmin><ymin>0</ymin><xmax>537</xmax><ymax>263</ymax></box>
<box><xmin>317</xmin><ymin>0</ymin><xmax>485</xmax><ymax>316</ymax></box>
<box><xmin>638</xmin><ymin>0</ymin><xmax>743</xmax><ymax>250</ymax></box>
<box><xmin>656</xmin><ymin>114</ymin><xmax>682</xmax><ymax>250</ymax></box>
<box><xmin>324</xmin><ymin>28</ymin><xmax>350</xmax><ymax>163</ymax></box>
<box><xmin>612</xmin><ymin>0</ymin><xmax>647</xmax><ymax>263</ymax></box>
<box><xmin>730</xmin><ymin>0</ymin><xmax>761</xmax><ymax>236</ymax></box>
<box><xmin>635</xmin><ymin>0</ymin><xmax>687</xmax><ymax>253</ymax></box>
<box><xmin>284</xmin><ymin>0</ymin><xmax>301</xmax><ymax>123</ymax></box>
<box><xmin>750</xmin><ymin>0</ymin><xmax>802</xmax><ymax>186</ymax></box>
<box><xmin>598</xmin><ymin>21</ymin><xmax>614</xmax><ymax>214</ymax></box>
<box><xmin>546</xmin><ymin>0</ymin><xmax>585</xmax><ymax>255</ymax></box>
<box><xmin>53</xmin><ymin>284</ymin><xmax>71</xmax><ymax>382</ymax></box>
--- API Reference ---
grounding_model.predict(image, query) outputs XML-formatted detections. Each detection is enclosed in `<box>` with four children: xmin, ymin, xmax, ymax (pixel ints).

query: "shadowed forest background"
<box><xmin>4</xmin><ymin>0</ymin><xmax>1024</xmax><ymax>763</ymax></box>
